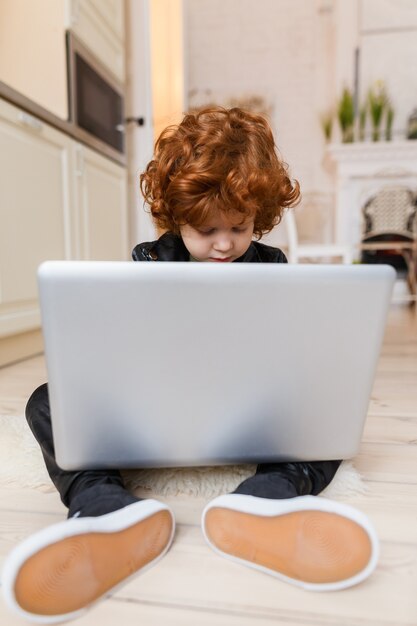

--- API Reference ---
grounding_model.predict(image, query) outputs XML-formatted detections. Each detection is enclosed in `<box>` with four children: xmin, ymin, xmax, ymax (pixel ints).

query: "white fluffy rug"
<box><xmin>0</xmin><ymin>415</ymin><xmax>366</xmax><ymax>500</ymax></box>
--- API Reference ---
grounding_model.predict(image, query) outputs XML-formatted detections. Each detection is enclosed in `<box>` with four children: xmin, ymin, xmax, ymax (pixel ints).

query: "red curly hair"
<box><xmin>140</xmin><ymin>106</ymin><xmax>300</xmax><ymax>238</ymax></box>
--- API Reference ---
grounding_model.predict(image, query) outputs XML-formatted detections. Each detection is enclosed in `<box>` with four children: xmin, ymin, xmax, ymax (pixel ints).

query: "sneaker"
<box><xmin>202</xmin><ymin>494</ymin><xmax>378</xmax><ymax>591</ymax></box>
<box><xmin>2</xmin><ymin>499</ymin><xmax>175</xmax><ymax>623</ymax></box>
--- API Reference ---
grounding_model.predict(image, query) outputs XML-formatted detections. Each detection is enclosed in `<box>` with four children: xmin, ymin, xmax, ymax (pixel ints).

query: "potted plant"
<box><xmin>320</xmin><ymin>110</ymin><xmax>333</xmax><ymax>142</ymax></box>
<box><xmin>359</xmin><ymin>103</ymin><xmax>367</xmax><ymax>141</ymax></box>
<box><xmin>368</xmin><ymin>81</ymin><xmax>387</xmax><ymax>141</ymax></box>
<box><xmin>337</xmin><ymin>88</ymin><xmax>355</xmax><ymax>143</ymax></box>
<box><xmin>385</xmin><ymin>104</ymin><xmax>395</xmax><ymax>141</ymax></box>
<box><xmin>407</xmin><ymin>108</ymin><xmax>417</xmax><ymax>139</ymax></box>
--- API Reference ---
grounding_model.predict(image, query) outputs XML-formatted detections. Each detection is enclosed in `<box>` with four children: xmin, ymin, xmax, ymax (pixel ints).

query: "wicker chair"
<box><xmin>359</xmin><ymin>186</ymin><xmax>417</xmax><ymax>300</ymax></box>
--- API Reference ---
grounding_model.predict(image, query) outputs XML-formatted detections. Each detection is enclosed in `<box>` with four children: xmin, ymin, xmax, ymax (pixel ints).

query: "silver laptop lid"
<box><xmin>38</xmin><ymin>261</ymin><xmax>395</xmax><ymax>470</ymax></box>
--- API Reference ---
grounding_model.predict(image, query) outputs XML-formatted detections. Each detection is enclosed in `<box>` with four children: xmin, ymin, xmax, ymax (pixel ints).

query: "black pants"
<box><xmin>26</xmin><ymin>383</ymin><xmax>342</xmax><ymax>509</ymax></box>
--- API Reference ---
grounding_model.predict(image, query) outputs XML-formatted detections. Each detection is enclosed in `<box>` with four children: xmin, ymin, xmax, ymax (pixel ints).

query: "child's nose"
<box><xmin>214</xmin><ymin>236</ymin><xmax>233</xmax><ymax>252</ymax></box>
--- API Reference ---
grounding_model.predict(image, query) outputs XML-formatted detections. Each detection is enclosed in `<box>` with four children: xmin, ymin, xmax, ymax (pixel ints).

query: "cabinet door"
<box><xmin>75</xmin><ymin>144</ymin><xmax>128</xmax><ymax>261</ymax></box>
<box><xmin>68</xmin><ymin>0</ymin><xmax>125</xmax><ymax>81</ymax></box>
<box><xmin>0</xmin><ymin>99</ymin><xmax>74</xmax><ymax>338</ymax></box>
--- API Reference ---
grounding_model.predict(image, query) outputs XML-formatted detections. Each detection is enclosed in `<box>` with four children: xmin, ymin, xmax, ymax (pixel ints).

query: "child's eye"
<box><xmin>232</xmin><ymin>226</ymin><xmax>246</xmax><ymax>233</ymax></box>
<box><xmin>198</xmin><ymin>228</ymin><xmax>215</xmax><ymax>235</ymax></box>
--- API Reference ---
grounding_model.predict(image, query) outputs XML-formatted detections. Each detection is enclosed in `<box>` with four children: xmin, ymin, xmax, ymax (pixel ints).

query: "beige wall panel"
<box><xmin>150</xmin><ymin>0</ymin><xmax>184</xmax><ymax>142</ymax></box>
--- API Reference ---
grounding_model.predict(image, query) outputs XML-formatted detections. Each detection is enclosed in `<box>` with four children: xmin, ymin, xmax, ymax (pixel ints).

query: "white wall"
<box><xmin>184</xmin><ymin>0</ymin><xmax>318</xmax><ymax>188</ymax></box>
<box><xmin>359</xmin><ymin>0</ymin><xmax>417</xmax><ymax>138</ymax></box>
<box><xmin>0</xmin><ymin>0</ymin><xmax>67</xmax><ymax>119</ymax></box>
<box><xmin>183</xmin><ymin>0</ymin><xmax>417</xmax><ymax>244</ymax></box>
<box><xmin>183</xmin><ymin>0</ymin><xmax>349</xmax><ymax>244</ymax></box>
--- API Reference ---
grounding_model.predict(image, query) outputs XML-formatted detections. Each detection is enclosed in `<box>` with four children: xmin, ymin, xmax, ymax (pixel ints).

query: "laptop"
<box><xmin>37</xmin><ymin>261</ymin><xmax>395</xmax><ymax>470</ymax></box>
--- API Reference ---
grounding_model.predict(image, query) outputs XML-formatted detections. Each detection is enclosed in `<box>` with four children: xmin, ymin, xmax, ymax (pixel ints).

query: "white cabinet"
<box><xmin>67</xmin><ymin>0</ymin><xmax>126</xmax><ymax>81</ymax></box>
<box><xmin>74</xmin><ymin>143</ymin><xmax>128</xmax><ymax>261</ymax></box>
<box><xmin>0</xmin><ymin>98</ymin><xmax>75</xmax><ymax>338</ymax></box>
<box><xmin>0</xmin><ymin>98</ymin><xmax>128</xmax><ymax>358</ymax></box>
<box><xmin>0</xmin><ymin>1</ymin><xmax>68</xmax><ymax>119</ymax></box>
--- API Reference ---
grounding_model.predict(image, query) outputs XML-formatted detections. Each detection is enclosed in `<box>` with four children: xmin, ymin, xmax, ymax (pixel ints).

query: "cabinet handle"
<box><xmin>115</xmin><ymin>117</ymin><xmax>145</xmax><ymax>133</ymax></box>
<box><xmin>18</xmin><ymin>111</ymin><xmax>43</xmax><ymax>132</ymax></box>
<box><xmin>125</xmin><ymin>117</ymin><xmax>145</xmax><ymax>127</ymax></box>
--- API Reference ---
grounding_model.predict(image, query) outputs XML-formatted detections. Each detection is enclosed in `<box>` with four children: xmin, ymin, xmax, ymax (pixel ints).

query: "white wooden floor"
<box><xmin>0</xmin><ymin>301</ymin><xmax>416</xmax><ymax>625</ymax></box>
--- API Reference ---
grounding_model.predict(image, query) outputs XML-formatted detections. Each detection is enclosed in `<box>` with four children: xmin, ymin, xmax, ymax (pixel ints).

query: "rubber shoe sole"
<box><xmin>202</xmin><ymin>494</ymin><xmax>379</xmax><ymax>591</ymax></box>
<box><xmin>2</xmin><ymin>499</ymin><xmax>175</xmax><ymax>624</ymax></box>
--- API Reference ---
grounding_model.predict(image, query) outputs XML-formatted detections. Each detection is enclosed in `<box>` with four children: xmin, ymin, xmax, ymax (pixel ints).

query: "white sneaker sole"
<box><xmin>2</xmin><ymin>499</ymin><xmax>175</xmax><ymax>624</ymax></box>
<box><xmin>202</xmin><ymin>494</ymin><xmax>379</xmax><ymax>591</ymax></box>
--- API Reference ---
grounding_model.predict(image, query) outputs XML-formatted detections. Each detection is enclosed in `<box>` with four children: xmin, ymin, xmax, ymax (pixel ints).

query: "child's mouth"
<box><xmin>210</xmin><ymin>257</ymin><xmax>232</xmax><ymax>262</ymax></box>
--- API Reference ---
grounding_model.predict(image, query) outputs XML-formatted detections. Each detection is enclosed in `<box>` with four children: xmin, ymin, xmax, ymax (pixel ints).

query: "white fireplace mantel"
<box><xmin>325</xmin><ymin>141</ymin><xmax>417</xmax><ymax>256</ymax></box>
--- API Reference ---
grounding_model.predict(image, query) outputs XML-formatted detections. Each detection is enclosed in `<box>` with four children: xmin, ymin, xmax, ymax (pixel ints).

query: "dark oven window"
<box><xmin>75</xmin><ymin>54</ymin><xmax>124</xmax><ymax>153</ymax></box>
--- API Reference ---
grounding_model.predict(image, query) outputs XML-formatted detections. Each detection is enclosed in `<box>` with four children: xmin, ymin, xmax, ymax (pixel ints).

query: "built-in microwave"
<box><xmin>66</xmin><ymin>31</ymin><xmax>125</xmax><ymax>162</ymax></box>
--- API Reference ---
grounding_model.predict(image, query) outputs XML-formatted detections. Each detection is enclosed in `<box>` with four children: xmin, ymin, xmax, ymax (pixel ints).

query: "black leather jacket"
<box><xmin>132</xmin><ymin>232</ymin><xmax>287</xmax><ymax>264</ymax></box>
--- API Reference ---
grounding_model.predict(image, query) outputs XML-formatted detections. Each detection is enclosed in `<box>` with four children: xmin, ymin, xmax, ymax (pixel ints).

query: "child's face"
<box><xmin>179</xmin><ymin>211</ymin><xmax>255</xmax><ymax>262</ymax></box>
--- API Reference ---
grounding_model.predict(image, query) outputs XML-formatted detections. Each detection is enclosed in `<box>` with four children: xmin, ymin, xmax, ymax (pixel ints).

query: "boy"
<box><xmin>2</xmin><ymin>107</ymin><xmax>378</xmax><ymax>624</ymax></box>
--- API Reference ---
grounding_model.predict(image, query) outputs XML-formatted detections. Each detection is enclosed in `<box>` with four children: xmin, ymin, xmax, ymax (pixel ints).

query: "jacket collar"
<box><xmin>149</xmin><ymin>232</ymin><xmax>190</xmax><ymax>261</ymax></box>
<box><xmin>134</xmin><ymin>232</ymin><xmax>189</xmax><ymax>262</ymax></box>
<box><xmin>236</xmin><ymin>242</ymin><xmax>263</xmax><ymax>263</ymax></box>
<box><xmin>135</xmin><ymin>231</ymin><xmax>264</xmax><ymax>263</ymax></box>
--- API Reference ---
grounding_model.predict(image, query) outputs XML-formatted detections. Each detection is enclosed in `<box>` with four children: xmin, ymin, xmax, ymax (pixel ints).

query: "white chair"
<box><xmin>283</xmin><ymin>210</ymin><xmax>353</xmax><ymax>264</ymax></box>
